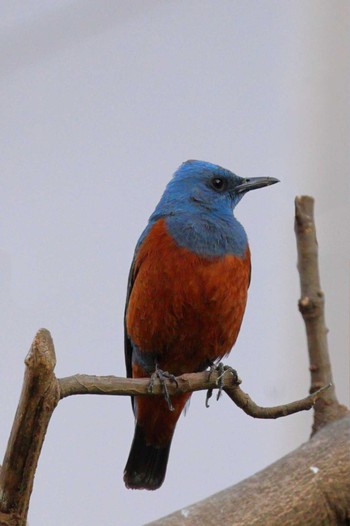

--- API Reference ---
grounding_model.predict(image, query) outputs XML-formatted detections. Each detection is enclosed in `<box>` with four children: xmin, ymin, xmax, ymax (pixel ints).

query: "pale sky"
<box><xmin>0</xmin><ymin>2</ymin><xmax>349</xmax><ymax>525</ymax></box>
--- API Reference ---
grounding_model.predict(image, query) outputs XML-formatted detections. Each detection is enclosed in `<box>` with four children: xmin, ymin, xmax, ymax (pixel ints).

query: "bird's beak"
<box><xmin>235</xmin><ymin>176</ymin><xmax>280</xmax><ymax>194</ymax></box>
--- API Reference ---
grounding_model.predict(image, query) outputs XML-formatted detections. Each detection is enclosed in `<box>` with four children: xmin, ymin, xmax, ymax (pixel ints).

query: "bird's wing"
<box><xmin>124</xmin><ymin>256</ymin><xmax>138</xmax><ymax>379</ymax></box>
<box><xmin>124</xmin><ymin>223</ymin><xmax>153</xmax><ymax>378</ymax></box>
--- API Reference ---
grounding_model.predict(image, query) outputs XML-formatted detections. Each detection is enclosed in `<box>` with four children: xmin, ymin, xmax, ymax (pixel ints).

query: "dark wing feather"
<box><xmin>124</xmin><ymin>257</ymin><xmax>137</xmax><ymax>379</ymax></box>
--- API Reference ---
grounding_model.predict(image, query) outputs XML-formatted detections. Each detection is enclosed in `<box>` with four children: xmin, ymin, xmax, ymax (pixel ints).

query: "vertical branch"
<box><xmin>294</xmin><ymin>196</ymin><xmax>333</xmax><ymax>392</ymax></box>
<box><xmin>0</xmin><ymin>330</ymin><xmax>59</xmax><ymax>525</ymax></box>
<box><xmin>294</xmin><ymin>196</ymin><xmax>348</xmax><ymax>434</ymax></box>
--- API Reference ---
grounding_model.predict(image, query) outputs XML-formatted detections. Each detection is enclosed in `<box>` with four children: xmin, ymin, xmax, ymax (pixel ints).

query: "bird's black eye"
<box><xmin>210</xmin><ymin>177</ymin><xmax>227</xmax><ymax>192</ymax></box>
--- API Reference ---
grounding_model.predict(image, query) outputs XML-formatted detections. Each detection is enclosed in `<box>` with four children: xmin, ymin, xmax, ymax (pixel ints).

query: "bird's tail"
<box><xmin>123</xmin><ymin>423</ymin><xmax>172</xmax><ymax>490</ymax></box>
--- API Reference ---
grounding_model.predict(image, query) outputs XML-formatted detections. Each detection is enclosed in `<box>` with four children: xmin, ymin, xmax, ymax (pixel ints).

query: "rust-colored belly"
<box><xmin>126</xmin><ymin>219</ymin><xmax>251</xmax><ymax>375</ymax></box>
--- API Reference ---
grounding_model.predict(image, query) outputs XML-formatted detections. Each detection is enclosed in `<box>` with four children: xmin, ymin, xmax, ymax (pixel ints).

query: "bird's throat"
<box><xmin>165</xmin><ymin>213</ymin><xmax>248</xmax><ymax>258</ymax></box>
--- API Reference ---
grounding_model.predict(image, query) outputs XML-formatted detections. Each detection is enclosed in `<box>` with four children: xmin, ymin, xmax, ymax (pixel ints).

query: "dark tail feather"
<box><xmin>124</xmin><ymin>423</ymin><xmax>171</xmax><ymax>490</ymax></box>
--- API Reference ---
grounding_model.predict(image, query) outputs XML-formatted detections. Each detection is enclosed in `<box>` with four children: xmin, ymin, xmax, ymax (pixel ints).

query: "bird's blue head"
<box><xmin>152</xmin><ymin>160</ymin><xmax>278</xmax><ymax>216</ymax></box>
<box><xmin>147</xmin><ymin>160</ymin><xmax>279</xmax><ymax>257</ymax></box>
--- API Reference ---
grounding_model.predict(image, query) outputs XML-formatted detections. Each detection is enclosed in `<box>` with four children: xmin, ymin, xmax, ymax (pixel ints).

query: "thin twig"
<box><xmin>224</xmin><ymin>384</ymin><xmax>330</xmax><ymax>418</ymax></box>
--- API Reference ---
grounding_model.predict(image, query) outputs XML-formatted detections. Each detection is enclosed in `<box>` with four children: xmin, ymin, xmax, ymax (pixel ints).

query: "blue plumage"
<box><xmin>140</xmin><ymin>160</ymin><xmax>250</xmax><ymax>257</ymax></box>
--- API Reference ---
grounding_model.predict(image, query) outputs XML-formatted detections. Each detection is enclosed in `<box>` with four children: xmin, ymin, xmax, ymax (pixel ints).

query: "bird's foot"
<box><xmin>206</xmin><ymin>363</ymin><xmax>239</xmax><ymax>408</ymax></box>
<box><xmin>148</xmin><ymin>365</ymin><xmax>179</xmax><ymax>412</ymax></box>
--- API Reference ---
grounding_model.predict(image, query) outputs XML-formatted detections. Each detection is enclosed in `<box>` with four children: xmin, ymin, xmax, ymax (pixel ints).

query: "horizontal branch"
<box><xmin>58</xmin><ymin>370</ymin><xmax>235</xmax><ymax>398</ymax></box>
<box><xmin>58</xmin><ymin>371</ymin><xmax>329</xmax><ymax>420</ymax></box>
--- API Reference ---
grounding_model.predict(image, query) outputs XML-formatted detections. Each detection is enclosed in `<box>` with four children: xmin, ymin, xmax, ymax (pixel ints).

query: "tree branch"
<box><xmin>0</xmin><ymin>333</ymin><xmax>326</xmax><ymax>525</ymax></box>
<box><xmin>146</xmin><ymin>414</ymin><xmax>350</xmax><ymax>526</ymax></box>
<box><xmin>58</xmin><ymin>371</ymin><xmax>328</xmax><ymax>419</ymax></box>
<box><xmin>294</xmin><ymin>196</ymin><xmax>348</xmax><ymax>432</ymax></box>
<box><xmin>224</xmin><ymin>383</ymin><xmax>330</xmax><ymax>418</ymax></box>
<box><xmin>0</xmin><ymin>329</ymin><xmax>59</xmax><ymax>526</ymax></box>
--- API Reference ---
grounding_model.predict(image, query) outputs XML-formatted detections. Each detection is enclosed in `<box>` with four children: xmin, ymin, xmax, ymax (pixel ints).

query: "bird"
<box><xmin>123</xmin><ymin>160</ymin><xmax>279</xmax><ymax>490</ymax></box>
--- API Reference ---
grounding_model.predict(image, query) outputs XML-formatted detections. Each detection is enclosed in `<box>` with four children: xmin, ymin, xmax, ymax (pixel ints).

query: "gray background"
<box><xmin>1</xmin><ymin>2</ymin><xmax>349</xmax><ymax>525</ymax></box>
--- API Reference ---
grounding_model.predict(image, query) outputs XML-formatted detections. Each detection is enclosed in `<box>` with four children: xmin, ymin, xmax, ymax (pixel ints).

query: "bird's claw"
<box><xmin>148</xmin><ymin>365</ymin><xmax>178</xmax><ymax>412</ymax></box>
<box><xmin>206</xmin><ymin>363</ymin><xmax>239</xmax><ymax>407</ymax></box>
<box><xmin>205</xmin><ymin>387</ymin><xmax>213</xmax><ymax>408</ymax></box>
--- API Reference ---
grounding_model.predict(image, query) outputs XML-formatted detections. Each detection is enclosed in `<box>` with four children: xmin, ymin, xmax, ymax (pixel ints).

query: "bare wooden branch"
<box><xmin>224</xmin><ymin>383</ymin><xmax>330</xmax><ymax>418</ymax></box>
<box><xmin>58</xmin><ymin>370</ymin><xmax>230</xmax><ymax>398</ymax></box>
<box><xmin>0</xmin><ymin>511</ymin><xmax>21</xmax><ymax>526</ymax></box>
<box><xmin>0</xmin><ymin>334</ymin><xmax>327</xmax><ymax>525</ymax></box>
<box><xmin>294</xmin><ymin>196</ymin><xmax>348</xmax><ymax>432</ymax></box>
<box><xmin>146</xmin><ymin>414</ymin><xmax>350</xmax><ymax>526</ymax></box>
<box><xmin>0</xmin><ymin>329</ymin><xmax>59</xmax><ymax>526</ymax></box>
<box><xmin>58</xmin><ymin>370</ymin><xmax>329</xmax><ymax>419</ymax></box>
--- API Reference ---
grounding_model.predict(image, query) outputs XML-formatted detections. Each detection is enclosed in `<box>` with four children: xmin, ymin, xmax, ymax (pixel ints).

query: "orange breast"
<box><xmin>126</xmin><ymin>218</ymin><xmax>251</xmax><ymax>375</ymax></box>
